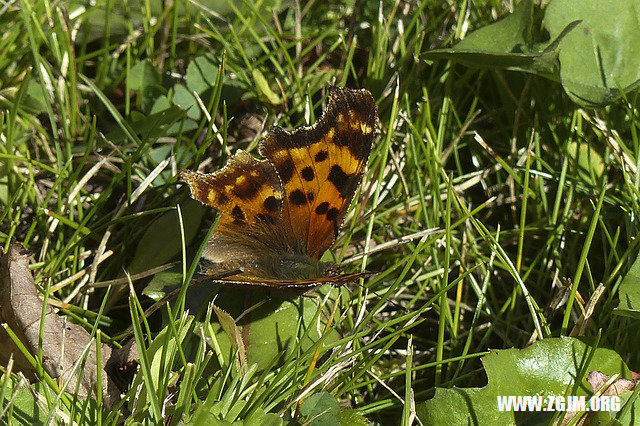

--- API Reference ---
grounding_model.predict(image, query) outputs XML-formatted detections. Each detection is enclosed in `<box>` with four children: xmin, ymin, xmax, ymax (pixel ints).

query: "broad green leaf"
<box><xmin>128</xmin><ymin>199</ymin><xmax>205</xmax><ymax>275</ymax></box>
<box><xmin>173</xmin><ymin>84</ymin><xmax>201</xmax><ymax>120</ymax></box>
<box><xmin>24</xmin><ymin>79</ymin><xmax>49</xmax><ymax>114</ymax></box>
<box><xmin>199</xmin><ymin>286</ymin><xmax>342</xmax><ymax>372</ymax></box>
<box><xmin>543</xmin><ymin>0</ymin><xmax>640</xmax><ymax>107</ymax></box>
<box><xmin>424</xmin><ymin>0</ymin><xmax>640</xmax><ymax>107</ymax></box>
<box><xmin>186</xmin><ymin>54</ymin><xmax>219</xmax><ymax>95</ymax></box>
<box><xmin>300</xmin><ymin>392</ymin><xmax>340</xmax><ymax>426</ymax></box>
<box><xmin>105</xmin><ymin>106</ymin><xmax>186</xmax><ymax>142</ymax></box>
<box><xmin>455</xmin><ymin>0</ymin><xmax>533</xmax><ymax>53</ymax></box>
<box><xmin>150</xmin><ymin>95</ymin><xmax>172</xmax><ymax>114</ymax></box>
<box><xmin>128</xmin><ymin>60</ymin><xmax>163</xmax><ymax>112</ymax></box>
<box><xmin>245</xmin><ymin>289</ymin><xmax>340</xmax><ymax>370</ymax></box>
<box><xmin>299</xmin><ymin>392</ymin><xmax>368</xmax><ymax>426</ymax></box>
<box><xmin>424</xmin><ymin>0</ymin><xmax>561</xmax><ymax>78</ymax></box>
<box><xmin>616</xmin><ymin>391</ymin><xmax>640</xmax><ymax>425</ymax></box>
<box><xmin>2</xmin><ymin>382</ymin><xmax>48</xmax><ymax>425</ymax></box>
<box><xmin>336</xmin><ymin>409</ymin><xmax>369</xmax><ymax>426</ymax></box>
<box><xmin>128</xmin><ymin>60</ymin><xmax>161</xmax><ymax>91</ymax></box>
<box><xmin>243</xmin><ymin>409</ymin><xmax>283</xmax><ymax>426</ymax></box>
<box><xmin>183</xmin><ymin>400</ymin><xmax>281</xmax><ymax>426</ymax></box>
<box><xmin>416</xmin><ymin>337</ymin><xmax>632</xmax><ymax>425</ymax></box>
<box><xmin>614</xmin><ymin>253</ymin><xmax>640</xmax><ymax>319</ymax></box>
<box><xmin>0</xmin><ymin>176</ymin><xmax>7</xmax><ymax>205</ymax></box>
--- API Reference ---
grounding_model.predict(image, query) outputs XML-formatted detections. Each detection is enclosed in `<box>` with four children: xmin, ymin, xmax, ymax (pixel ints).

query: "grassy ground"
<box><xmin>1</xmin><ymin>0</ymin><xmax>639</xmax><ymax>424</ymax></box>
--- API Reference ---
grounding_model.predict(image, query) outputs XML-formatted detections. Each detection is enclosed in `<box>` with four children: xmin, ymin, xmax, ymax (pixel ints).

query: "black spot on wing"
<box><xmin>315</xmin><ymin>201</ymin><xmax>329</xmax><ymax>215</ymax></box>
<box><xmin>333</xmin><ymin>127</ymin><xmax>372</xmax><ymax>161</ymax></box>
<box><xmin>232</xmin><ymin>205</ymin><xmax>245</xmax><ymax>221</ymax></box>
<box><xmin>328</xmin><ymin>165</ymin><xmax>354</xmax><ymax>198</ymax></box>
<box><xmin>314</xmin><ymin>150</ymin><xmax>328</xmax><ymax>162</ymax></box>
<box><xmin>326</xmin><ymin>207</ymin><xmax>339</xmax><ymax>221</ymax></box>
<box><xmin>326</xmin><ymin>206</ymin><xmax>341</xmax><ymax>236</ymax></box>
<box><xmin>307</xmin><ymin>191</ymin><xmax>314</xmax><ymax>202</ymax></box>
<box><xmin>232</xmin><ymin>181</ymin><xmax>259</xmax><ymax>200</ymax></box>
<box><xmin>218</xmin><ymin>193</ymin><xmax>229</xmax><ymax>204</ymax></box>
<box><xmin>277</xmin><ymin>158</ymin><xmax>295</xmax><ymax>184</ymax></box>
<box><xmin>263</xmin><ymin>195</ymin><xmax>280</xmax><ymax>212</ymax></box>
<box><xmin>290</xmin><ymin>189</ymin><xmax>307</xmax><ymax>206</ymax></box>
<box><xmin>301</xmin><ymin>166</ymin><xmax>315</xmax><ymax>181</ymax></box>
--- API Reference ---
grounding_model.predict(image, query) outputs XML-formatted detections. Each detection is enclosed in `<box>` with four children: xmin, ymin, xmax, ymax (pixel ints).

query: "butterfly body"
<box><xmin>181</xmin><ymin>87</ymin><xmax>377</xmax><ymax>288</ymax></box>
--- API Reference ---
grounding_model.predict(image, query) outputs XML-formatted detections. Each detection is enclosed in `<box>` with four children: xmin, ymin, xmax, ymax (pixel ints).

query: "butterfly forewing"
<box><xmin>259</xmin><ymin>87</ymin><xmax>377</xmax><ymax>259</ymax></box>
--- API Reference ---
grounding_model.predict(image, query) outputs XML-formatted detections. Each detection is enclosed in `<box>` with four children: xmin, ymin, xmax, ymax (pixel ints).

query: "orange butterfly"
<box><xmin>180</xmin><ymin>87</ymin><xmax>377</xmax><ymax>288</ymax></box>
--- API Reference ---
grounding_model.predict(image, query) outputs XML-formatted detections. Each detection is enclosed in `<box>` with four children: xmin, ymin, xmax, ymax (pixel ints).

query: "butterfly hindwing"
<box><xmin>213</xmin><ymin>272</ymin><xmax>370</xmax><ymax>289</ymax></box>
<box><xmin>259</xmin><ymin>87</ymin><xmax>377</xmax><ymax>259</ymax></box>
<box><xmin>180</xmin><ymin>150</ymin><xmax>284</xmax><ymax>228</ymax></box>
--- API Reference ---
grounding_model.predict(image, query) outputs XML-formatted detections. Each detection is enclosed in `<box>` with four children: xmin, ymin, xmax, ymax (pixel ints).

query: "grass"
<box><xmin>1</xmin><ymin>0</ymin><xmax>639</xmax><ymax>424</ymax></box>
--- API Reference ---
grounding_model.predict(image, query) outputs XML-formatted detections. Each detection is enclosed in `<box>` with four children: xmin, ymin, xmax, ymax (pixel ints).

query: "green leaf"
<box><xmin>300</xmin><ymin>392</ymin><xmax>340</xmax><ymax>426</ymax></box>
<box><xmin>243</xmin><ymin>409</ymin><xmax>283</xmax><ymax>426</ymax></box>
<box><xmin>186</xmin><ymin>54</ymin><xmax>219</xmax><ymax>95</ymax></box>
<box><xmin>142</xmin><ymin>270</ymin><xmax>183</xmax><ymax>300</ymax></box>
<box><xmin>252</xmin><ymin>69</ymin><xmax>281</xmax><ymax>105</ymax></box>
<box><xmin>455</xmin><ymin>0</ymin><xmax>534</xmax><ymax>53</ymax></box>
<box><xmin>416</xmin><ymin>337</ymin><xmax>632</xmax><ymax>425</ymax></box>
<box><xmin>150</xmin><ymin>95</ymin><xmax>172</xmax><ymax>114</ymax></box>
<box><xmin>105</xmin><ymin>105</ymin><xmax>186</xmax><ymax>142</ymax></box>
<box><xmin>336</xmin><ymin>409</ymin><xmax>369</xmax><ymax>426</ymax></box>
<box><xmin>0</xmin><ymin>176</ymin><xmax>8</xmax><ymax>205</ymax></box>
<box><xmin>614</xmin><ymin>253</ymin><xmax>640</xmax><ymax>319</ymax></box>
<box><xmin>543</xmin><ymin>0</ymin><xmax>640</xmax><ymax>107</ymax></box>
<box><xmin>173</xmin><ymin>84</ymin><xmax>201</xmax><ymax>120</ymax></box>
<box><xmin>129</xmin><ymin>60</ymin><xmax>161</xmax><ymax>91</ymax></box>
<box><xmin>245</xmin><ymin>290</ymin><xmax>340</xmax><ymax>370</ymax></box>
<box><xmin>128</xmin><ymin>199</ymin><xmax>205</xmax><ymax>276</ymax></box>
<box><xmin>424</xmin><ymin>0</ymin><xmax>559</xmax><ymax>77</ymax></box>
<box><xmin>3</xmin><ymin>382</ymin><xmax>48</xmax><ymax>425</ymax></box>
<box><xmin>183</xmin><ymin>401</ymin><xmax>281</xmax><ymax>426</ymax></box>
<box><xmin>424</xmin><ymin>0</ymin><xmax>640</xmax><ymax>107</ymax></box>
<box><xmin>24</xmin><ymin>79</ymin><xmax>49</xmax><ymax>114</ymax></box>
<box><xmin>198</xmin><ymin>287</ymin><xmax>342</xmax><ymax>372</ymax></box>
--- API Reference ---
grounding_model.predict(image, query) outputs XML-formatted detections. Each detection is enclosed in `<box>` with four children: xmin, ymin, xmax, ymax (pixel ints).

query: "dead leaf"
<box><xmin>0</xmin><ymin>242</ymin><xmax>135</xmax><ymax>407</ymax></box>
<box><xmin>587</xmin><ymin>370</ymin><xmax>639</xmax><ymax>396</ymax></box>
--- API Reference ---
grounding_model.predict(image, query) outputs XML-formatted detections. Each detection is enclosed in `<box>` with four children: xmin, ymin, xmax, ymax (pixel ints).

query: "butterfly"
<box><xmin>180</xmin><ymin>87</ymin><xmax>377</xmax><ymax>288</ymax></box>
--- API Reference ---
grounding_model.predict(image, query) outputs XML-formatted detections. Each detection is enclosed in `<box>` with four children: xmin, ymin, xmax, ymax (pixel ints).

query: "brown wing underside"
<box><xmin>259</xmin><ymin>87</ymin><xmax>377</xmax><ymax>259</ymax></box>
<box><xmin>210</xmin><ymin>272</ymin><xmax>370</xmax><ymax>289</ymax></box>
<box><xmin>179</xmin><ymin>150</ymin><xmax>284</xmax><ymax>228</ymax></box>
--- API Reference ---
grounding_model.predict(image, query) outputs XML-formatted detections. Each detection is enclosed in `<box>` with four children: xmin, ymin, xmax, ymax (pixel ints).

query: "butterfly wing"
<box><xmin>180</xmin><ymin>150</ymin><xmax>284</xmax><ymax>228</ymax></box>
<box><xmin>180</xmin><ymin>150</ymin><xmax>292</xmax><ymax>278</ymax></box>
<box><xmin>212</xmin><ymin>272</ymin><xmax>370</xmax><ymax>289</ymax></box>
<box><xmin>259</xmin><ymin>87</ymin><xmax>377</xmax><ymax>259</ymax></box>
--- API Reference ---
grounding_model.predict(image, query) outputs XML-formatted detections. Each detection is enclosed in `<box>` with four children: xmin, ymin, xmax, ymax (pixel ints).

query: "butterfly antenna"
<box><xmin>345</xmin><ymin>277</ymin><xmax>409</xmax><ymax>313</ymax></box>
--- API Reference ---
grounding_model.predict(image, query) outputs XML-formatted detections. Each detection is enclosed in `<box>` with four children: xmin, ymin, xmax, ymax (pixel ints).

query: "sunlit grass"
<box><xmin>1</xmin><ymin>0</ymin><xmax>638</xmax><ymax>424</ymax></box>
